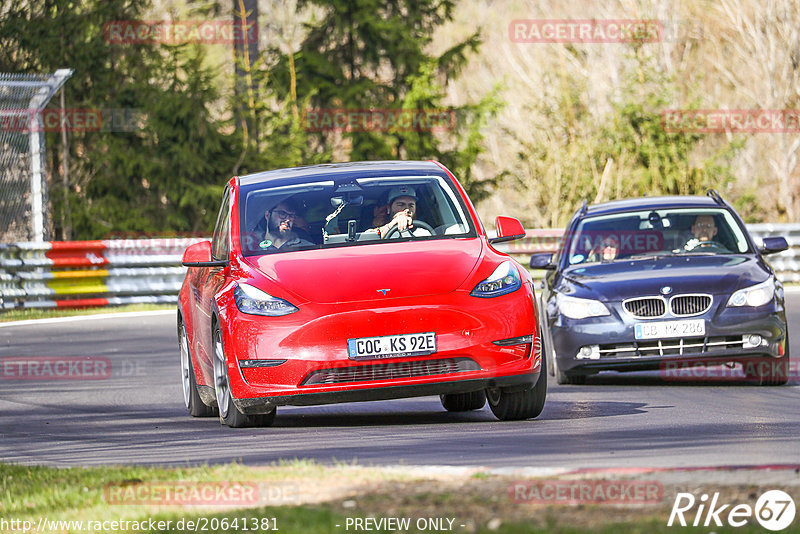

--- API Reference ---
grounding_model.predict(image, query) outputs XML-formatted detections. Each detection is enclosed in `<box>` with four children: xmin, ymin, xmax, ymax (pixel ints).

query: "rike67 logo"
<box><xmin>668</xmin><ymin>490</ymin><xmax>796</xmax><ymax>531</ymax></box>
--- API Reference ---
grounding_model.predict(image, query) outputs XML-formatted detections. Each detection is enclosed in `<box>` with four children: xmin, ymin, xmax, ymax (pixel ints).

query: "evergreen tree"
<box><xmin>269</xmin><ymin>0</ymin><xmax>499</xmax><ymax>200</ymax></box>
<box><xmin>0</xmin><ymin>0</ymin><xmax>238</xmax><ymax>238</ymax></box>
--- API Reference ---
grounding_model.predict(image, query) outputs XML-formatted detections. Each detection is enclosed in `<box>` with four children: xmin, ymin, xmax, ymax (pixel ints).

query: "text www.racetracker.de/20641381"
<box><xmin>0</xmin><ymin>516</ymin><xmax>279</xmax><ymax>532</ymax></box>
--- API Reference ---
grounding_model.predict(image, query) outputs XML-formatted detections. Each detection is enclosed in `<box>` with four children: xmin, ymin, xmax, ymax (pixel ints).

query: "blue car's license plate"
<box><xmin>635</xmin><ymin>319</ymin><xmax>705</xmax><ymax>340</ymax></box>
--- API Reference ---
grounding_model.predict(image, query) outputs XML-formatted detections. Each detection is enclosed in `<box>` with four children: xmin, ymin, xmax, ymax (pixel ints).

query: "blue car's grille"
<box><xmin>599</xmin><ymin>336</ymin><xmax>745</xmax><ymax>358</ymax></box>
<box><xmin>670</xmin><ymin>294</ymin><xmax>712</xmax><ymax>316</ymax></box>
<box><xmin>623</xmin><ymin>294</ymin><xmax>712</xmax><ymax>318</ymax></box>
<box><xmin>624</xmin><ymin>297</ymin><xmax>666</xmax><ymax>318</ymax></box>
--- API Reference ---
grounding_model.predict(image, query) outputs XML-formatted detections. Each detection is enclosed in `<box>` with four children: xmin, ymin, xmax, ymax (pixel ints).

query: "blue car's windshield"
<box><xmin>566</xmin><ymin>208</ymin><xmax>751</xmax><ymax>265</ymax></box>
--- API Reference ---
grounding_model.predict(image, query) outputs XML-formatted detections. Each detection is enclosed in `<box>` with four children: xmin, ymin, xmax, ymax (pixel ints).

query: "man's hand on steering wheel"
<box><xmin>685</xmin><ymin>238</ymin><xmax>726</xmax><ymax>251</ymax></box>
<box><xmin>381</xmin><ymin>218</ymin><xmax>436</xmax><ymax>239</ymax></box>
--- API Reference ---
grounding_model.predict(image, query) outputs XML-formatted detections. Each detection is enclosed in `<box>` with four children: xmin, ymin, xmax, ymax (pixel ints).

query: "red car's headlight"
<box><xmin>234</xmin><ymin>283</ymin><xmax>298</xmax><ymax>317</ymax></box>
<box><xmin>470</xmin><ymin>261</ymin><xmax>522</xmax><ymax>298</ymax></box>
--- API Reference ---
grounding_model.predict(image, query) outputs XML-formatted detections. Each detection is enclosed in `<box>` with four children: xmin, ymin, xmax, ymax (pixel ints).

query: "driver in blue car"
<box><xmin>371</xmin><ymin>186</ymin><xmax>432</xmax><ymax>238</ymax></box>
<box><xmin>684</xmin><ymin>214</ymin><xmax>719</xmax><ymax>251</ymax></box>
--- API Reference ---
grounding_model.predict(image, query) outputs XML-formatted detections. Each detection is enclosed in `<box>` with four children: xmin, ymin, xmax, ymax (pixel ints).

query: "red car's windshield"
<box><xmin>239</xmin><ymin>175</ymin><xmax>477</xmax><ymax>256</ymax></box>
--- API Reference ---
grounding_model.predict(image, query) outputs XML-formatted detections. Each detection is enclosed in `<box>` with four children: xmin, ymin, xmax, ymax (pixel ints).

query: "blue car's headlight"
<box><xmin>470</xmin><ymin>261</ymin><xmax>521</xmax><ymax>298</ymax></box>
<box><xmin>556</xmin><ymin>292</ymin><xmax>611</xmax><ymax>319</ymax></box>
<box><xmin>234</xmin><ymin>283</ymin><xmax>298</xmax><ymax>316</ymax></box>
<box><xmin>727</xmin><ymin>278</ymin><xmax>775</xmax><ymax>308</ymax></box>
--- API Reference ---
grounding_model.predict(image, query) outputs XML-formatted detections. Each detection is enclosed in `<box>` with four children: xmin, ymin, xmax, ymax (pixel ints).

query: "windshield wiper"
<box><xmin>624</xmin><ymin>251</ymin><xmax>673</xmax><ymax>260</ymax></box>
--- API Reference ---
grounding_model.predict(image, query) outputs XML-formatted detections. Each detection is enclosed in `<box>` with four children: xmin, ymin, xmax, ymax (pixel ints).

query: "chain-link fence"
<box><xmin>0</xmin><ymin>70</ymin><xmax>72</xmax><ymax>243</ymax></box>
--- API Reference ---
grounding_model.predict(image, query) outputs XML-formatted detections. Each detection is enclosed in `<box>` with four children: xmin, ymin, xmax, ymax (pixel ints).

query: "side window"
<box><xmin>211</xmin><ymin>189</ymin><xmax>230</xmax><ymax>261</ymax></box>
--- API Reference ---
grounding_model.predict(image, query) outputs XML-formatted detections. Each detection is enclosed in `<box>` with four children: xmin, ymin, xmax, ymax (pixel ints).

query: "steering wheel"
<box><xmin>695</xmin><ymin>240</ymin><xmax>728</xmax><ymax>251</ymax></box>
<box><xmin>382</xmin><ymin>220</ymin><xmax>435</xmax><ymax>239</ymax></box>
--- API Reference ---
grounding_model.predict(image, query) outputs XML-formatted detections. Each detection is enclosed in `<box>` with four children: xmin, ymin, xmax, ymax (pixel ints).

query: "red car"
<box><xmin>178</xmin><ymin>161</ymin><xmax>545</xmax><ymax>427</ymax></box>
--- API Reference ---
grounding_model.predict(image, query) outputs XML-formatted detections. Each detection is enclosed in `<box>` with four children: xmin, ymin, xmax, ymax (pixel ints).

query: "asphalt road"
<box><xmin>1</xmin><ymin>294</ymin><xmax>798</xmax><ymax>468</ymax></box>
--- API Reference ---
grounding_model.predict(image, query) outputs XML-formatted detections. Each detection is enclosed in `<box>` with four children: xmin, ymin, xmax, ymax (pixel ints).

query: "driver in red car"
<box><xmin>372</xmin><ymin>186</ymin><xmax>432</xmax><ymax>238</ymax></box>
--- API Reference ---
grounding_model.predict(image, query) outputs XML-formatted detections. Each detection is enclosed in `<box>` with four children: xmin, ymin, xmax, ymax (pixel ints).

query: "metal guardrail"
<box><xmin>0</xmin><ymin>238</ymin><xmax>205</xmax><ymax>309</ymax></box>
<box><xmin>0</xmin><ymin>225</ymin><xmax>798</xmax><ymax>310</ymax></box>
<box><xmin>747</xmin><ymin>224</ymin><xmax>800</xmax><ymax>282</ymax></box>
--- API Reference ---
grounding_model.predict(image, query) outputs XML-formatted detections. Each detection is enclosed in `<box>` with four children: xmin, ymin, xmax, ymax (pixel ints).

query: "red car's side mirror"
<box><xmin>182</xmin><ymin>241</ymin><xmax>228</xmax><ymax>267</ymax></box>
<box><xmin>489</xmin><ymin>216</ymin><xmax>526</xmax><ymax>244</ymax></box>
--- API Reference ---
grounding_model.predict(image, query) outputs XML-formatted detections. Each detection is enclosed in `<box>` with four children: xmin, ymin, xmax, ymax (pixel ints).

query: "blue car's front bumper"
<box><xmin>550</xmin><ymin>300</ymin><xmax>788</xmax><ymax>375</ymax></box>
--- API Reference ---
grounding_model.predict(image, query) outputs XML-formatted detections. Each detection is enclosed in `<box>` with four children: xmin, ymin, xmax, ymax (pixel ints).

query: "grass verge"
<box><xmin>1</xmin><ymin>462</ymin><xmax>798</xmax><ymax>533</ymax></box>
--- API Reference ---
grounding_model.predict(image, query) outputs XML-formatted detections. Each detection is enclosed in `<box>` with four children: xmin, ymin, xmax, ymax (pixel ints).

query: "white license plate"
<box><xmin>634</xmin><ymin>319</ymin><xmax>705</xmax><ymax>340</ymax></box>
<box><xmin>347</xmin><ymin>332</ymin><xmax>436</xmax><ymax>360</ymax></box>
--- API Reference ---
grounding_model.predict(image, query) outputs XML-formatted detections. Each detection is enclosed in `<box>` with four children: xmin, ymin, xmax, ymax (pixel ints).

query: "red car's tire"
<box><xmin>486</xmin><ymin>356</ymin><xmax>547</xmax><ymax>421</ymax></box>
<box><xmin>440</xmin><ymin>391</ymin><xmax>486</xmax><ymax>412</ymax></box>
<box><xmin>179</xmin><ymin>319</ymin><xmax>217</xmax><ymax>418</ymax></box>
<box><xmin>213</xmin><ymin>322</ymin><xmax>276</xmax><ymax>428</ymax></box>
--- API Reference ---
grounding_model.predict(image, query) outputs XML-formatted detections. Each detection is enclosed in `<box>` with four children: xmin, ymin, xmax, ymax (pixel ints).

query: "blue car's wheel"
<box><xmin>745</xmin><ymin>335</ymin><xmax>790</xmax><ymax>386</ymax></box>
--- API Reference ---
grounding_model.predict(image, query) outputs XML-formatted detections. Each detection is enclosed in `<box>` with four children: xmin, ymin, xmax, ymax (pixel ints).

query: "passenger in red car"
<box><xmin>259</xmin><ymin>201</ymin><xmax>314</xmax><ymax>250</ymax></box>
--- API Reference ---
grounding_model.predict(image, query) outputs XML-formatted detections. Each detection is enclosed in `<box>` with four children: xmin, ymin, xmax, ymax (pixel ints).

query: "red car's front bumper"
<box><xmin>215</xmin><ymin>285</ymin><xmax>540</xmax><ymax>412</ymax></box>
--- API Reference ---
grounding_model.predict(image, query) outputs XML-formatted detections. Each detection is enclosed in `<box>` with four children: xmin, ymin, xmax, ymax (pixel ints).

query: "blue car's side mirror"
<box><xmin>530</xmin><ymin>253</ymin><xmax>556</xmax><ymax>270</ymax></box>
<box><xmin>759</xmin><ymin>236</ymin><xmax>789</xmax><ymax>255</ymax></box>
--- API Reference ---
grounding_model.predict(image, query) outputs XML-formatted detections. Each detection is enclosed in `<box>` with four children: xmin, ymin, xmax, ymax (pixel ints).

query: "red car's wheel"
<box><xmin>486</xmin><ymin>356</ymin><xmax>547</xmax><ymax>421</ymax></box>
<box><xmin>440</xmin><ymin>391</ymin><xmax>486</xmax><ymax>412</ymax></box>
<box><xmin>213</xmin><ymin>322</ymin><xmax>276</xmax><ymax>428</ymax></box>
<box><xmin>179</xmin><ymin>319</ymin><xmax>217</xmax><ymax>417</ymax></box>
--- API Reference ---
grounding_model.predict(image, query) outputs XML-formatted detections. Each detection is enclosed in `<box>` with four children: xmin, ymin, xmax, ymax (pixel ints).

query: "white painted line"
<box><xmin>0</xmin><ymin>309</ymin><xmax>175</xmax><ymax>328</ymax></box>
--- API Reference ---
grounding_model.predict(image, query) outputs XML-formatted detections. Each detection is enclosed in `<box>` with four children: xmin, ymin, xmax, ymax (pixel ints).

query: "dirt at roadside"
<box><xmin>242</xmin><ymin>465</ymin><xmax>800</xmax><ymax>531</ymax></box>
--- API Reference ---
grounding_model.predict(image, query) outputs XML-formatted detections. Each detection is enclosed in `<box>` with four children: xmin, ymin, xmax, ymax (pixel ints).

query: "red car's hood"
<box><xmin>245</xmin><ymin>238</ymin><xmax>484</xmax><ymax>304</ymax></box>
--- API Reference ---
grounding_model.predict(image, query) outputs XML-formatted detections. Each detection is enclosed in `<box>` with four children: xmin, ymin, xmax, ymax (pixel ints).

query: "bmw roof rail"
<box><xmin>706</xmin><ymin>189</ymin><xmax>725</xmax><ymax>206</ymax></box>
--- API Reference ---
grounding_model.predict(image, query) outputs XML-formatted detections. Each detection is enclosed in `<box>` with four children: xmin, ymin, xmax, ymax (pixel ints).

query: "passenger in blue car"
<box><xmin>587</xmin><ymin>235</ymin><xmax>619</xmax><ymax>262</ymax></box>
